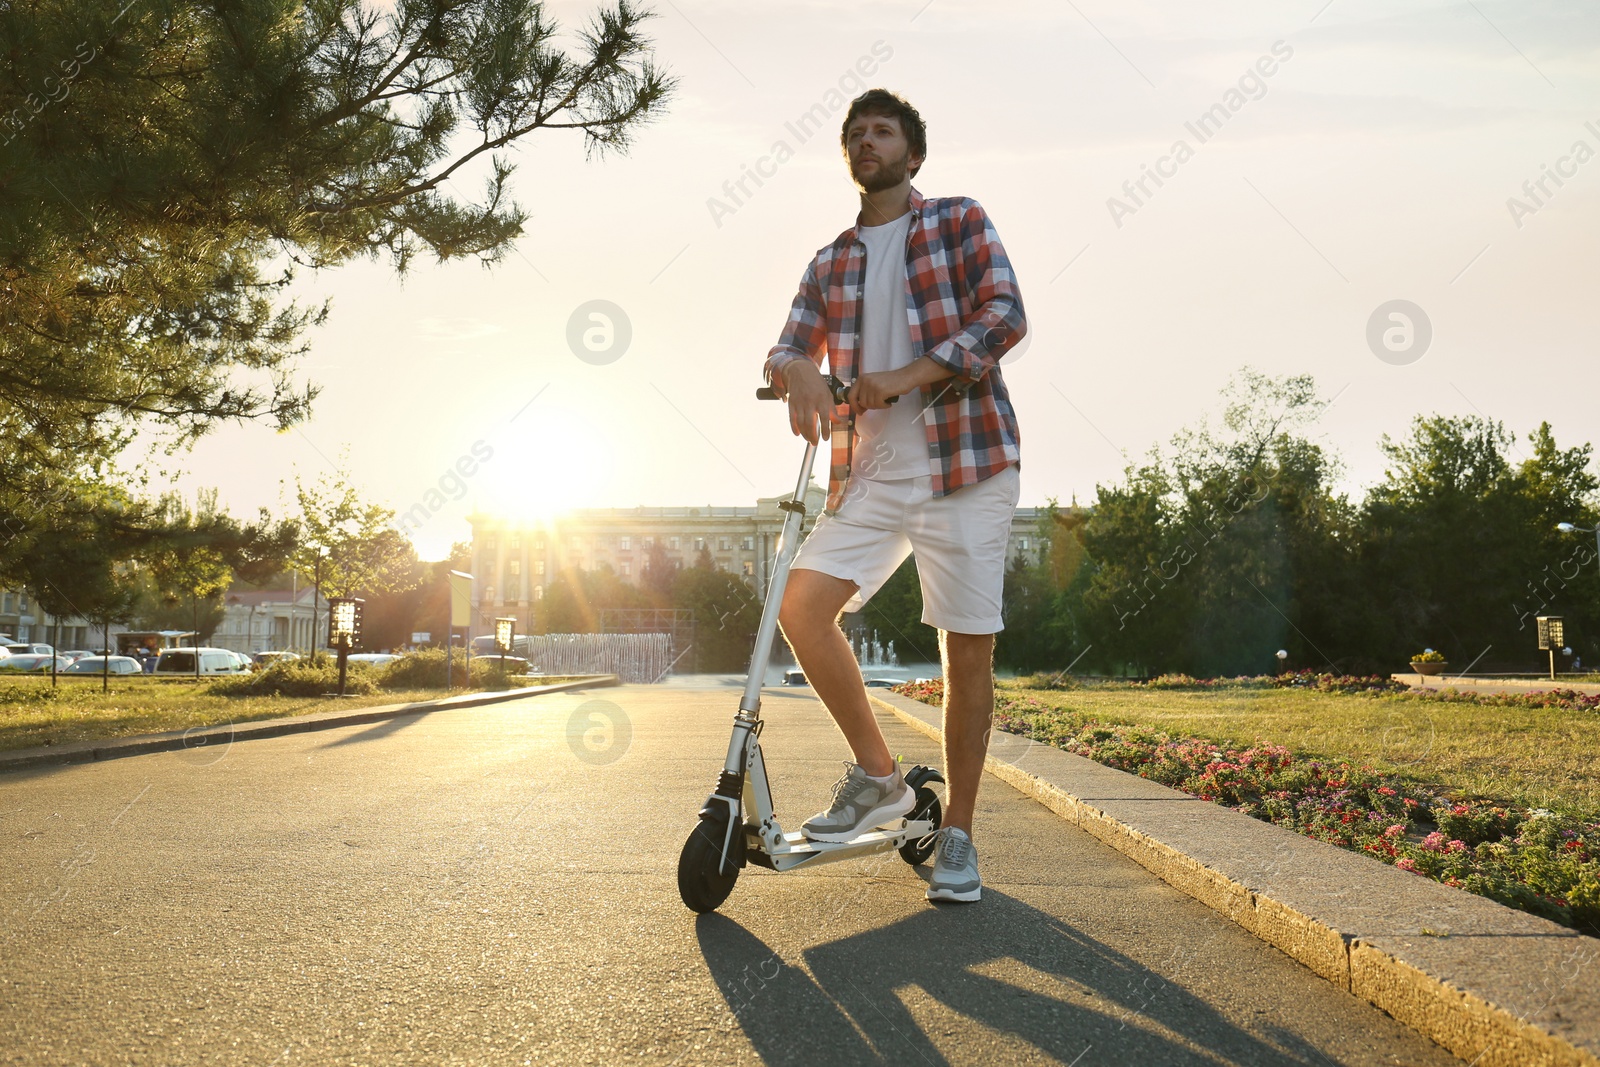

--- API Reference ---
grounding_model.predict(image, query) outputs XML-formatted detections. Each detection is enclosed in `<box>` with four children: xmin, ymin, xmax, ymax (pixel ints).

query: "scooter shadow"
<box><xmin>692</xmin><ymin>891</ymin><xmax>1327</xmax><ymax>1066</ymax></box>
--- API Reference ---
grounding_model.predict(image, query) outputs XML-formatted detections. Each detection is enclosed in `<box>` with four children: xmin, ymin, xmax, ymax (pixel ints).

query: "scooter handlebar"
<box><xmin>755</xmin><ymin>374</ymin><xmax>897</xmax><ymax>404</ymax></box>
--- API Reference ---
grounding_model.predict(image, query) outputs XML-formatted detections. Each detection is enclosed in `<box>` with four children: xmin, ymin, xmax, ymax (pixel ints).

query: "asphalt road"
<box><xmin>0</xmin><ymin>683</ymin><xmax>1461</xmax><ymax>1066</ymax></box>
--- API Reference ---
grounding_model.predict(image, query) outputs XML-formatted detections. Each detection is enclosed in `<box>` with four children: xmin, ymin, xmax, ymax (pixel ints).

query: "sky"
<box><xmin>157</xmin><ymin>0</ymin><xmax>1600</xmax><ymax>560</ymax></box>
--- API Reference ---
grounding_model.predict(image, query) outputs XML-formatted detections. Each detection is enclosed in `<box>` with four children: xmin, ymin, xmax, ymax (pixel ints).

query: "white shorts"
<box><xmin>789</xmin><ymin>464</ymin><xmax>1021</xmax><ymax>634</ymax></box>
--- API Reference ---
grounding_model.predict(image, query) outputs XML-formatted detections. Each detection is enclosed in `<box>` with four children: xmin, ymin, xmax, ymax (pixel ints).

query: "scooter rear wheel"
<box><xmin>678</xmin><ymin>820</ymin><xmax>740</xmax><ymax>912</ymax></box>
<box><xmin>898</xmin><ymin>786</ymin><xmax>942</xmax><ymax>865</ymax></box>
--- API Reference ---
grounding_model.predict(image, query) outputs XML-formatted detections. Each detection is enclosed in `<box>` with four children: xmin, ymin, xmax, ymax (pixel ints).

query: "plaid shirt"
<box><xmin>763</xmin><ymin>186</ymin><xmax>1024</xmax><ymax>514</ymax></box>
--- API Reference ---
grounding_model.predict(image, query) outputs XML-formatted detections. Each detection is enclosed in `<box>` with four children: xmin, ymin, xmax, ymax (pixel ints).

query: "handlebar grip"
<box><xmin>756</xmin><ymin>382</ymin><xmax>898</xmax><ymax>403</ymax></box>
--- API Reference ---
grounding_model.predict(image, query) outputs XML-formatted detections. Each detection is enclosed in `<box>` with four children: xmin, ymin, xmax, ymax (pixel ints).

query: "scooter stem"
<box><xmin>737</xmin><ymin>434</ymin><xmax>821</xmax><ymax>717</ymax></box>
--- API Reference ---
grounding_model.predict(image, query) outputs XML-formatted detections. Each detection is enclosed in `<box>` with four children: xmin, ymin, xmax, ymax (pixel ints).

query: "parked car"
<box><xmin>252</xmin><ymin>651</ymin><xmax>301</xmax><ymax>668</ymax></box>
<box><xmin>58</xmin><ymin>650</ymin><xmax>94</xmax><ymax>663</ymax></box>
<box><xmin>4</xmin><ymin>643</ymin><xmax>53</xmax><ymax>656</ymax></box>
<box><xmin>63</xmin><ymin>656</ymin><xmax>145</xmax><ymax>676</ymax></box>
<box><xmin>153</xmin><ymin>648</ymin><xmax>251</xmax><ymax>676</ymax></box>
<box><xmin>783</xmin><ymin>668</ymin><xmax>807</xmax><ymax>686</ymax></box>
<box><xmin>864</xmin><ymin>677</ymin><xmax>904</xmax><ymax>689</ymax></box>
<box><xmin>345</xmin><ymin>653</ymin><xmax>401</xmax><ymax>667</ymax></box>
<box><xmin>0</xmin><ymin>653</ymin><xmax>74</xmax><ymax>672</ymax></box>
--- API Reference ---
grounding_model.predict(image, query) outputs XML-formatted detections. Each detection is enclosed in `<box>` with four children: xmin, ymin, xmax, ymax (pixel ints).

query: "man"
<box><xmin>763</xmin><ymin>88</ymin><xmax>1025</xmax><ymax>904</ymax></box>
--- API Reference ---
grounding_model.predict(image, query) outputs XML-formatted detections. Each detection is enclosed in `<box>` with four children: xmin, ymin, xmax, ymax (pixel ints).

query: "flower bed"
<box><xmin>894</xmin><ymin>679</ymin><xmax>1600</xmax><ymax>935</ymax></box>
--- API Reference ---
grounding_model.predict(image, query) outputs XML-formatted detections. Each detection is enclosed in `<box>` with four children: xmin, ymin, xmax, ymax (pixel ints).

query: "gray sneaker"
<box><xmin>924</xmin><ymin>827</ymin><xmax>981</xmax><ymax>902</ymax></box>
<box><xmin>801</xmin><ymin>761</ymin><xmax>915</xmax><ymax>843</ymax></box>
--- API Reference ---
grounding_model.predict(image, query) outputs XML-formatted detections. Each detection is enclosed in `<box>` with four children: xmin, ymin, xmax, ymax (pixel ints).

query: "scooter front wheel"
<box><xmin>898</xmin><ymin>786</ymin><xmax>943</xmax><ymax>865</ymax></box>
<box><xmin>677</xmin><ymin>820</ymin><xmax>740</xmax><ymax>913</ymax></box>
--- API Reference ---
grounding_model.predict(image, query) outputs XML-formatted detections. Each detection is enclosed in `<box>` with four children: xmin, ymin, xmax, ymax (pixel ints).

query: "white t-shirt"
<box><xmin>854</xmin><ymin>210</ymin><xmax>929</xmax><ymax>480</ymax></box>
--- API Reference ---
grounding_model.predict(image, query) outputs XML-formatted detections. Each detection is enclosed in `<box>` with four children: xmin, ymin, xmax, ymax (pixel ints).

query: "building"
<box><xmin>0</xmin><ymin>588</ymin><xmax>103</xmax><ymax>650</ymax></box>
<box><xmin>467</xmin><ymin>482</ymin><xmax>1052</xmax><ymax>635</ymax></box>
<box><xmin>213</xmin><ymin>587</ymin><xmax>330</xmax><ymax>654</ymax></box>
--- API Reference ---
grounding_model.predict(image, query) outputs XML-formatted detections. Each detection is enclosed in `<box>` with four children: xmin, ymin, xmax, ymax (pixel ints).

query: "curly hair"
<box><xmin>840</xmin><ymin>89</ymin><xmax>926</xmax><ymax>177</ymax></box>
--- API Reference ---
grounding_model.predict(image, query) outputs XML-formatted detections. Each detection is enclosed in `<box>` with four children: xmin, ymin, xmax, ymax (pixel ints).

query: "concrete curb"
<box><xmin>0</xmin><ymin>675</ymin><xmax>619</xmax><ymax>773</ymax></box>
<box><xmin>1393</xmin><ymin>673</ymin><xmax>1600</xmax><ymax>696</ymax></box>
<box><xmin>869</xmin><ymin>688</ymin><xmax>1600</xmax><ymax>1067</ymax></box>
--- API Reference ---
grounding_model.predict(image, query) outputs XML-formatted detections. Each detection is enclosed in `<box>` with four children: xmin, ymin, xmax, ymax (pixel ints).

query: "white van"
<box><xmin>153</xmin><ymin>647</ymin><xmax>250</xmax><ymax>676</ymax></box>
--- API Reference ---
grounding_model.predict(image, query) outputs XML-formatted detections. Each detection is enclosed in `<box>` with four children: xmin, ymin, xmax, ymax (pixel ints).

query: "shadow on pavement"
<box><xmin>315</xmin><ymin>711</ymin><xmax>428</xmax><ymax>748</ymax></box>
<box><xmin>693</xmin><ymin>892</ymin><xmax>1330</xmax><ymax>1066</ymax></box>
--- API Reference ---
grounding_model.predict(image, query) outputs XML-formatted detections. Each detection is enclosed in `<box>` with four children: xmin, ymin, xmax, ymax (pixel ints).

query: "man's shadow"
<box><xmin>693</xmin><ymin>889</ymin><xmax>1333</xmax><ymax>1066</ymax></box>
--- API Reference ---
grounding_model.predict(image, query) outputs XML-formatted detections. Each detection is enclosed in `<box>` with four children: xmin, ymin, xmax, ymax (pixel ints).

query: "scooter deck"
<box><xmin>743</xmin><ymin>819</ymin><xmax>939</xmax><ymax>872</ymax></box>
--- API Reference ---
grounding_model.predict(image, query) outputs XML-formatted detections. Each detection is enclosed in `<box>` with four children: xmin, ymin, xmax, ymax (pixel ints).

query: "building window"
<box><xmin>1020</xmin><ymin>537</ymin><xmax>1030</xmax><ymax>551</ymax></box>
<box><xmin>511</xmin><ymin>535</ymin><xmax>520</xmax><ymax>550</ymax></box>
<box><xmin>483</xmin><ymin>561</ymin><xmax>496</xmax><ymax>579</ymax></box>
<box><xmin>719</xmin><ymin>537</ymin><xmax>732</xmax><ymax>551</ymax></box>
<box><xmin>506</xmin><ymin>577</ymin><xmax>521</xmax><ymax>600</ymax></box>
<box><xmin>485</xmin><ymin>535</ymin><xmax>497</xmax><ymax>551</ymax></box>
<box><xmin>535</xmin><ymin>560</ymin><xmax>546</xmax><ymax>576</ymax></box>
<box><xmin>742</xmin><ymin>561</ymin><xmax>754</xmax><ymax>576</ymax></box>
<box><xmin>509</xmin><ymin>560</ymin><xmax>521</xmax><ymax>576</ymax></box>
<box><xmin>620</xmin><ymin>536</ymin><xmax>632</xmax><ymax>551</ymax></box>
<box><xmin>534</xmin><ymin>585</ymin><xmax>543</xmax><ymax>601</ymax></box>
<box><xmin>741</xmin><ymin>536</ymin><xmax>754</xmax><ymax>551</ymax></box>
<box><xmin>620</xmin><ymin>561</ymin><xmax>631</xmax><ymax>577</ymax></box>
<box><xmin>669</xmin><ymin>536</ymin><xmax>680</xmax><ymax>551</ymax></box>
<box><xmin>695</xmin><ymin>537</ymin><xmax>706</xmax><ymax>552</ymax></box>
<box><xmin>642</xmin><ymin>536</ymin><xmax>654</xmax><ymax>548</ymax></box>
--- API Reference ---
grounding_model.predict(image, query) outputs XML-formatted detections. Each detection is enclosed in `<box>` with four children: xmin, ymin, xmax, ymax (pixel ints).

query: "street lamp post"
<box><xmin>1555</xmin><ymin>521</ymin><xmax>1598</xmax><ymax>673</ymax></box>
<box><xmin>494</xmin><ymin>616</ymin><xmax>515</xmax><ymax>679</ymax></box>
<box><xmin>327</xmin><ymin>597</ymin><xmax>364</xmax><ymax>697</ymax></box>
<box><xmin>1556</xmin><ymin>522</ymin><xmax>1600</xmax><ymax>569</ymax></box>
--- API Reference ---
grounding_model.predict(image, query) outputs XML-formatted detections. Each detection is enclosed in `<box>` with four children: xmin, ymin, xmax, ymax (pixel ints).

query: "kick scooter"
<box><xmin>676</xmin><ymin>374</ymin><xmax>945</xmax><ymax>914</ymax></box>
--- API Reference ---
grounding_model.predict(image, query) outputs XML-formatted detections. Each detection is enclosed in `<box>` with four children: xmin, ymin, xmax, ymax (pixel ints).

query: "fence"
<box><xmin>528</xmin><ymin>633</ymin><xmax>675</xmax><ymax>684</ymax></box>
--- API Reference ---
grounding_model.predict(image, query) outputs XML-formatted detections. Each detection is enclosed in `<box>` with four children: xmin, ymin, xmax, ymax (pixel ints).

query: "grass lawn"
<box><xmin>0</xmin><ymin>673</ymin><xmax>591</xmax><ymax>754</ymax></box>
<box><xmin>995</xmin><ymin>680</ymin><xmax>1600</xmax><ymax>816</ymax></box>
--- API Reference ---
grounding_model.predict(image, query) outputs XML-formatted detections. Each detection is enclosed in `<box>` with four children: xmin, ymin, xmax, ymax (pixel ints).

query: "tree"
<box><xmin>141</xmin><ymin>491</ymin><xmax>240</xmax><ymax>649</ymax></box>
<box><xmin>1073</xmin><ymin>367</ymin><xmax>1352</xmax><ymax>676</ymax></box>
<box><xmin>287</xmin><ymin>468</ymin><xmax>420</xmax><ymax>600</ymax></box>
<box><xmin>538</xmin><ymin>564</ymin><xmax>650</xmax><ymax>634</ymax></box>
<box><xmin>857</xmin><ymin>557</ymin><xmax>939</xmax><ymax>668</ymax></box>
<box><xmin>0</xmin><ymin>0</ymin><xmax>676</xmax><ymax>525</ymax></box>
<box><xmin>671</xmin><ymin>567</ymin><xmax>760</xmax><ymax>672</ymax></box>
<box><xmin>1358</xmin><ymin>415</ymin><xmax>1599</xmax><ymax>672</ymax></box>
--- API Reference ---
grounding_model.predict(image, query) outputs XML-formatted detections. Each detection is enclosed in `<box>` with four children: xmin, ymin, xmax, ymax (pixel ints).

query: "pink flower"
<box><xmin>1446</xmin><ymin>839</ymin><xmax>1467</xmax><ymax>853</ymax></box>
<box><xmin>1422</xmin><ymin>831</ymin><xmax>1448</xmax><ymax>852</ymax></box>
<box><xmin>1384</xmin><ymin>824</ymin><xmax>1406</xmax><ymax>839</ymax></box>
<box><xmin>1396</xmin><ymin>857</ymin><xmax>1419</xmax><ymax>872</ymax></box>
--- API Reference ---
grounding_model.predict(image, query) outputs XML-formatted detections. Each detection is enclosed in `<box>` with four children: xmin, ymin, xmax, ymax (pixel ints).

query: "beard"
<box><xmin>851</xmin><ymin>150</ymin><xmax>911</xmax><ymax>193</ymax></box>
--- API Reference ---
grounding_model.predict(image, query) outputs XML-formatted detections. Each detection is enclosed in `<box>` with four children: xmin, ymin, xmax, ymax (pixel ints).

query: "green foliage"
<box><xmin>671</xmin><ymin>567</ymin><xmax>760</xmax><ymax>672</ymax></box>
<box><xmin>898</xmin><ymin>681</ymin><xmax>1600</xmax><ymax>935</ymax></box>
<box><xmin>859</xmin><ymin>556</ymin><xmax>939</xmax><ymax>666</ymax></box>
<box><xmin>208</xmin><ymin>659</ymin><xmax>380</xmax><ymax>697</ymax></box>
<box><xmin>1029</xmin><ymin>368</ymin><xmax>1599</xmax><ymax>678</ymax></box>
<box><xmin>539</xmin><ymin>565</ymin><xmax>652</xmax><ymax>634</ymax></box>
<box><xmin>1</xmin><ymin>0</ymin><xmax>676</xmax><ymax>550</ymax></box>
<box><xmin>371</xmin><ymin>647</ymin><xmax>511</xmax><ymax>690</ymax></box>
<box><xmin>286</xmin><ymin>465</ymin><xmax>420</xmax><ymax>600</ymax></box>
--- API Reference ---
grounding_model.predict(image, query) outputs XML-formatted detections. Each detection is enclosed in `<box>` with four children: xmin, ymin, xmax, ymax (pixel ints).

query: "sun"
<box><xmin>472</xmin><ymin>407</ymin><xmax>617</xmax><ymax>528</ymax></box>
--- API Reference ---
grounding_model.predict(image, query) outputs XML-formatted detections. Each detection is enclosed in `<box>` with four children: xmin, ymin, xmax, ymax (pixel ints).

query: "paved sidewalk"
<box><xmin>0</xmin><ymin>682</ymin><xmax>1458</xmax><ymax>1065</ymax></box>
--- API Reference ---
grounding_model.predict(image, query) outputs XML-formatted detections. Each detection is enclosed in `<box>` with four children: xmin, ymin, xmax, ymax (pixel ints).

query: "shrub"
<box><xmin>209</xmin><ymin>660</ymin><xmax>378</xmax><ymax>698</ymax></box>
<box><xmin>374</xmin><ymin>649</ymin><xmax>514</xmax><ymax>691</ymax></box>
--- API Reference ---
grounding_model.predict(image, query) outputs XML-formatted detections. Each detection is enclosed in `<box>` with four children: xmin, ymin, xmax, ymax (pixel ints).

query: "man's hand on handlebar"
<box><xmin>782</xmin><ymin>360</ymin><xmax>836</xmax><ymax>445</ymax></box>
<box><xmin>845</xmin><ymin>369</ymin><xmax>909</xmax><ymax>415</ymax></box>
